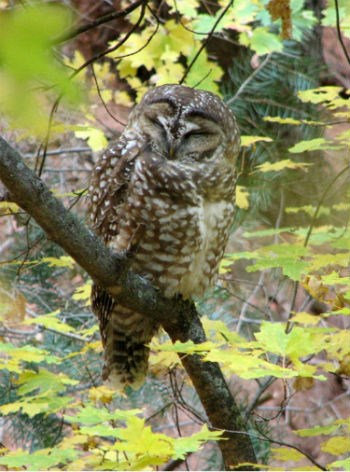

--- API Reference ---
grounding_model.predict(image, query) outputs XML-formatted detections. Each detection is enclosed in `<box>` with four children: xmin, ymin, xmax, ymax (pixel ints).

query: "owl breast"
<box><xmin>110</xmin><ymin>154</ymin><xmax>235</xmax><ymax>299</ymax></box>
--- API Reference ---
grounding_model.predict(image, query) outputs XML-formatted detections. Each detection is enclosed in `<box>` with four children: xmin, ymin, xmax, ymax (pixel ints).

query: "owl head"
<box><xmin>126</xmin><ymin>84</ymin><xmax>240</xmax><ymax>165</ymax></box>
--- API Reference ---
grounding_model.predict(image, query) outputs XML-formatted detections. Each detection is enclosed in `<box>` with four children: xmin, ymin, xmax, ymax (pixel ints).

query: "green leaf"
<box><xmin>291</xmin><ymin>312</ymin><xmax>320</xmax><ymax>325</ymax></box>
<box><xmin>173</xmin><ymin>425</ymin><xmax>223</xmax><ymax>459</ymax></box>
<box><xmin>25</xmin><ymin>310</ymin><xmax>75</xmax><ymax>334</ymax></box>
<box><xmin>204</xmin><ymin>348</ymin><xmax>310</xmax><ymax>379</ymax></box>
<box><xmin>193</xmin><ymin>10</ymin><xmax>233</xmax><ymax>33</ymax></box>
<box><xmin>17</xmin><ymin>369</ymin><xmax>78</xmax><ymax>395</ymax></box>
<box><xmin>0</xmin><ymin>5</ymin><xmax>82</xmax><ymax>134</ymax></box>
<box><xmin>288</xmin><ymin>137</ymin><xmax>343</xmax><ymax>153</ymax></box>
<box><xmin>0</xmin><ymin>395</ymin><xmax>73</xmax><ymax>417</ymax></box>
<box><xmin>328</xmin><ymin>457</ymin><xmax>350</xmax><ymax>471</ymax></box>
<box><xmin>255</xmin><ymin>322</ymin><xmax>328</xmax><ymax>361</ymax></box>
<box><xmin>240</xmin><ymin>27</ymin><xmax>283</xmax><ymax>55</ymax></box>
<box><xmin>171</xmin><ymin>0</ymin><xmax>199</xmax><ymax>18</ymax></box>
<box><xmin>112</xmin><ymin>417</ymin><xmax>174</xmax><ymax>457</ymax></box>
<box><xmin>0</xmin><ymin>447</ymin><xmax>78</xmax><ymax>470</ymax></box>
<box><xmin>65</xmin><ymin>405</ymin><xmax>141</xmax><ymax>425</ymax></box>
<box><xmin>0</xmin><ymin>342</ymin><xmax>59</xmax><ymax>373</ymax></box>
<box><xmin>295</xmin><ymin>424</ymin><xmax>341</xmax><ymax>437</ymax></box>
<box><xmin>184</xmin><ymin>48</ymin><xmax>223</xmax><ymax>94</ymax></box>
<box><xmin>245</xmin><ymin>243</ymin><xmax>309</xmax><ymax>280</ymax></box>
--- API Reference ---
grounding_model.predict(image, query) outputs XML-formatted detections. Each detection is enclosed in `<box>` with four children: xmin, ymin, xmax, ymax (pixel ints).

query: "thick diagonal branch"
<box><xmin>0</xmin><ymin>136</ymin><xmax>256</xmax><ymax>469</ymax></box>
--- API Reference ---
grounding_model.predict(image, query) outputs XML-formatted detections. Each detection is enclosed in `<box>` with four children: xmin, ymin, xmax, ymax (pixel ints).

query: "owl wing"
<box><xmin>89</xmin><ymin>134</ymin><xmax>142</xmax><ymax>243</ymax></box>
<box><xmin>89</xmin><ymin>134</ymin><xmax>144</xmax><ymax>352</ymax></box>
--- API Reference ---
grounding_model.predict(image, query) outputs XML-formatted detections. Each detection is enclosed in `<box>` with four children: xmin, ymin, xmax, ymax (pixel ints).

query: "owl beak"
<box><xmin>167</xmin><ymin>137</ymin><xmax>177</xmax><ymax>160</ymax></box>
<box><xmin>168</xmin><ymin>145</ymin><xmax>176</xmax><ymax>160</ymax></box>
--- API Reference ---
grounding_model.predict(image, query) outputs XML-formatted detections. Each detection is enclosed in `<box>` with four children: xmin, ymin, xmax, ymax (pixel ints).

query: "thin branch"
<box><xmin>334</xmin><ymin>0</ymin><xmax>350</xmax><ymax>66</ymax></box>
<box><xmin>254</xmin><ymin>430</ymin><xmax>327</xmax><ymax>471</ymax></box>
<box><xmin>226</xmin><ymin>54</ymin><xmax>273</xmax><ymax>106</ymax></box>
<box><xmin>179</xmin><ymin>1</ymin><xmax>233</xmax><ymax>85</ymax></box>
<box><xmin>91</xmin><ymin>63</ymin><xmax>126</xmax><ymax>127</ymax></box>
<box><xmin>70</xmin><ymin>1</ymin><xmax>148</xmax><ymax>78</ymax></box>
<box><xmin>23</xmin><ymin>148</ymin><xmax>91</xmax><ymax>159</ymax></box>
<box><xmin>54</xmin><ymin>0</ymin><xmax>146</xmax><ymax>44</ymax></box>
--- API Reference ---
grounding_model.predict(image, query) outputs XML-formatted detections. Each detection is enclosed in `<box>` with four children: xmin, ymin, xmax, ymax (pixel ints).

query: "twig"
<box><xmin>179</xmin><ymin>1</ymin><xmax>233</xmax><ymax>85</ymax></box>
<box><xmin>334</xmin><ymin>0</ymin><xmax>350</xmax><ymax>66</ymax></box>
<box><xmin>23</xmin><ymin>148</ymin><xmax>91</xmax><ymax>158</ymax></box>
<box><xmin>226</xmin><ymin>54</ymin><xmax>272</xmax><ymax>106</ymax></box>
<box><xmin>244</xmin><ymin>377</ymin><xmax>276</xmax><ymax>420</ymax></box>
<box><xmin>54</xmin><ymin>0</ymin><xmax>146</xmax><ymax>43</ymax></box>
<box><xmin>90</xmin><ymin>63</ymin><xmax>126</xmax><ymax>127</ymax></box>
<box><xmin>70</xmin><ymin>1</ymin><xmax>148</xmax><ymax>78</ymax></box>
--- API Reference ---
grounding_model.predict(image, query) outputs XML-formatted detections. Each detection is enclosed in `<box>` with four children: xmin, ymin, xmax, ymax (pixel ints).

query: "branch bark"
<box><xmin>0</xmin><ymin>136</ymin><xmax>257</xmax><ymax>469</ymax></box>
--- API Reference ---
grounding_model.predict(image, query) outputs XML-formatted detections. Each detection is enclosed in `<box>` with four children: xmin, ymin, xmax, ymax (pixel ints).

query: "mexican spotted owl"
<box><xmin>89</xmin><ymin>84</ymin><xmax>240</xmax><ymax>388</ymax></box>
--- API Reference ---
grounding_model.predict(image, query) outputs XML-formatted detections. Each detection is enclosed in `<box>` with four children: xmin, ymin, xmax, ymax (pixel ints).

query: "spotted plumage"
<box><xmin>88</xmin><ymin>84</ymin><xmax>240</xmax><ymax>388</ymax></box>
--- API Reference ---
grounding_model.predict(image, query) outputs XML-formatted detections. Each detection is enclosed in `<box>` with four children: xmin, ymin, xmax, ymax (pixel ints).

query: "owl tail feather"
<box><xmin>102</xmin><ymin>331</ymin><xmax>152</xmax><ymax>390</ymax></box>
<box><xmin>102</xmin><ymin>318</ymin><xmax>158</xmax><ymax>390</ymax></box>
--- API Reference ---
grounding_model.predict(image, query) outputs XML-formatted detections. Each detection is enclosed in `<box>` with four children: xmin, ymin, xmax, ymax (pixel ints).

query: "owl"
<box><xmin>89</xmin><ymin>84</ymin><xmax>240</xmax><ymax>389</ymax></box>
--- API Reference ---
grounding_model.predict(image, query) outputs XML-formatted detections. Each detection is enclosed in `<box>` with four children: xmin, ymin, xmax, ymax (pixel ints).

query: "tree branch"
<box><xmin>0</xmin><ymin>135</ymin><xmax>257</xmax><ymax>469</ymax></box>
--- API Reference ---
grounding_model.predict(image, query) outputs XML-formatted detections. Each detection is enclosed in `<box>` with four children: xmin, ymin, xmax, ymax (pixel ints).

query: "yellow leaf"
<box><xmin>264</xmin><ymin>116</ymin><xmax>303</xmax><ymax>125</ymax></box>
<box><xmin>297</xmin><ymin>86</ymin><xmax>343</xmax><ymax>105</ymax></box>
<box><xmin>272</xmin><ymin>447</ymin><xmax>304</xmax><ymax>462</ymax></box>
<box><xmin>166</xmin><ymin>20</ymin><xmax>195</xmax><ymax>57</ymax></box>
<box><xmin>72</xmin><ymin>281</ymin><xmax>92</xmax><ymax>306</ymax></box>
<box><xmin>152</xmin><ymin>63</ymin><xmax>184</xmax><ymax>86</ymax></box>
<box><xmin>321</xmin><ymin>436</ymin><xmax>350</xmax><ymax>455</ymax></box>
<box><xmin>0</xmin><ymin>201</ymin><xmax>19</xmax><ymax>213</ymax></box>
<box><xmin>88</xmin><ymin>385</ymin><xmax>115</xmax><ymax>404</ymax></box>
<box><xmin>114</xmin><ymin>90</ymin><xmax>133</xmax><ymax>107</ymax></box>
<box><xmin>256</xmin><ymin>159</ymin><xmax>311</xmax><ymax>173</ymax></box>
<box><xmin>291</xmin><ymin>312</ymin><xmax>320</xmax><ymax>325</ymax></box>
<box><xmin>63</xmin><ymin>50</ymin><xmax>86</xmax><ymax>70</ymax></box>
<box><xmin>41</xmin><ymin>256</ymin><xmax>75</xmax><ymax>269</ymax></box>
<box><xmin>241</xmin><ymin>135</ymin><xmax>273</xmax><ymax>147</ymax></box>
<box><xmin>75</xmin><ymin>126</ymin><xmax>107</xmax><ymax>151</ymax></box>
<box><xmin>308</xmin><ymin>252</ymin><xmax>350</xmax><ymax>271</ymax></box>
<box><xmin>236</xmin><ymin>185</ymin><xmax>249</xmax><ymax>209</ymax></box>
<box><xmin>152</xmin><ymin>339</ymin><xmax>214</xmax><ymax>354</ymax></box>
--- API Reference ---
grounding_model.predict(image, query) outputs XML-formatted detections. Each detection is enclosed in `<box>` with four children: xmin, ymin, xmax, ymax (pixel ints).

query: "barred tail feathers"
<box><xmin>102</xmin><ymin>305</ymin><xmax>159</xmax><ymax>389</ymax></box>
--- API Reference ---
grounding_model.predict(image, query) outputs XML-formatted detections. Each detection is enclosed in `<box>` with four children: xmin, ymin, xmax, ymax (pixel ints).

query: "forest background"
<box><xmin>0</xmin><ymin>0</ymin><xmax>349</xmax><ymax>470</ymax></box>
